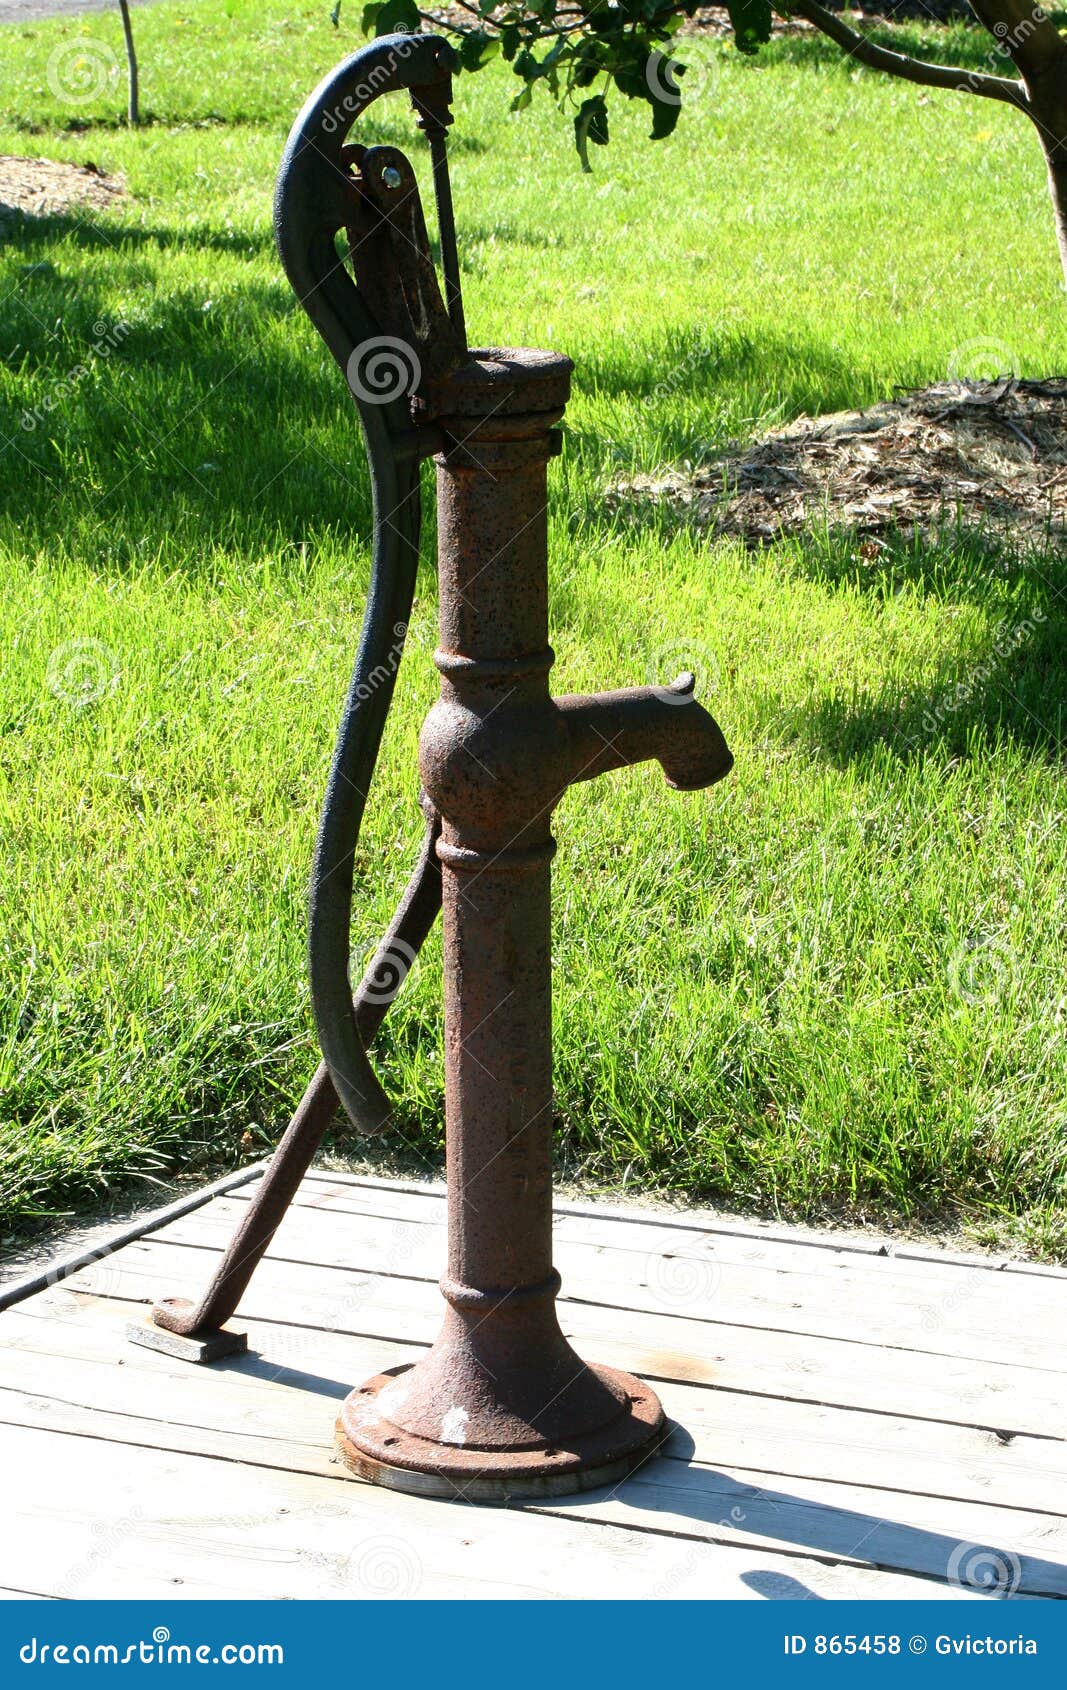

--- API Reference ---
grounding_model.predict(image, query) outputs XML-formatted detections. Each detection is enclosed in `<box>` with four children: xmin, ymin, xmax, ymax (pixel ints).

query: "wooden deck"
<box><xmin>3</xmin><ymin>1169</ymin><xmax>1067</xmax><ymax>1601</ymax></box>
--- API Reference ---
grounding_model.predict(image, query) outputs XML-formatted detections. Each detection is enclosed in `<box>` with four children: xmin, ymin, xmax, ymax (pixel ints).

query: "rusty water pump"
<box><xmin>136</xmin><ymin>35</ymin><xmax>733</xmax><ymax>1499</ymax></box>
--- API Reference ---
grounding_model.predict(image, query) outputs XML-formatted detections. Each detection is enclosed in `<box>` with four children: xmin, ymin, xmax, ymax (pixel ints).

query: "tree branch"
<box><xmin>420</xmin><ymin>4</ymin><xmax>491</xmax><ymax>35</ymax></box>
<box><xmin>788</xmin><ymin>0</ymin><xmax>1029</xmax><ymax>108</ymax></box>
<box><xmin>965</xmin><ymin>0</ymin><xmax>1067</xmax><ymax>87</ymax></box>
<box><xmin>440</xmin><ymin>0</ymin><xmax>489</xmax><ymax>22</ymax></box>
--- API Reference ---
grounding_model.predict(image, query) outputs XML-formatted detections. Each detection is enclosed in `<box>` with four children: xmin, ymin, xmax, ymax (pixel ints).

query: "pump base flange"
<box><xmin>335</xmin><ymin>1363</ymin><xmax>667</xmax><ymax>1502</ymax></box>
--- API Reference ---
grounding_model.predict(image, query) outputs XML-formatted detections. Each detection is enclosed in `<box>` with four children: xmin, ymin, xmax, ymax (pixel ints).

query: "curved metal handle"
<box><xmin>274</xmin><ymin>36</ymin><xmax>463</xmax><ymax>1136</ymax></box>
<box><xmin>274</xmin><ymin>34</ymin><xmax>464</xmax><ymax>402</ymax></box>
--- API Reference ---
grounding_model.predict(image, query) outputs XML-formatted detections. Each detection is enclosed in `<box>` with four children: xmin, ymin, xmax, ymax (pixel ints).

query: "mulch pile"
<box><xmin>608</xmin><ymin>379</ymin><xmax>1067</xmax><ymax>549</ymax></box>
<box><xmin>0</xmin><ymin>154</ymin><xmax>125</xmax><ymax>220</ymax></box>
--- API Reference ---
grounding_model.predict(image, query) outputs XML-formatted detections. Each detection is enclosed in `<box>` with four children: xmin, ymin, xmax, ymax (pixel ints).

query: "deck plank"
<box><xmin>5</xmin><ymin>1293</ymin><xmax>1067</xmax><ymax>1516</ymax></box>
<box><xmin>0</xmin><ymin>1421</ymin><xmax>991</xmax><ymax>1602</ymax></box>
<box><xmin>52</xmin><ymin>1236</ymin><xmax>1067</xmax><ymax>1440</ymax></box>
<box><xmin>2</xmin><ymin>1345</ymin><xmax>1065</xmax><ymax>1593</ymax></box>
<box><xmin>290</xmin><ymin>1172</ymin><xmax>1067</xmax><ymax>1282</ymax></box>
<box><xmin>163</xmin><ymin>1193</ymin><xmax>1067</xmax><ymax>1368</ymax></box>
<box><xmin>2</xmin><ymin>1174</ymin><xmax>1067</xmax><ymax>1601</ymax></box>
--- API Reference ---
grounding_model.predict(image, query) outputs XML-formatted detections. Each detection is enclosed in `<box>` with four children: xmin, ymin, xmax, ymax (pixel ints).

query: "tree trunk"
<box><xmin>118</xmin><ymin>0</ymin><xmax>139</xmax><ymax>127</ymax></box>
<box><xmin>801</xmin><ymin>0</ymin><xmax>1067</xmax><ymax>297</ymax></box>
<box><xmin>966</xmin><ymin>0</ymin><xmax>1067</xmax><ymax>291</ymax></box>
<box><xmin>1025</xmin><ymin>75</ymin><xmax>1067</xmax><ymax>292</ymax></box>
<box><xmin>1043</xmin><ymin>141</ymin><xmax>1067</xmax><ymax>292</ymax></box>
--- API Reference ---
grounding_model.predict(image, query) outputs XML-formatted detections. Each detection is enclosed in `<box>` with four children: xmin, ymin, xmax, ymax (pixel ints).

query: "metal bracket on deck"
<box><xmin>127</xmin><ymin>1312</ymin><xmax>247</xmax><ymax>1364</ymax></box>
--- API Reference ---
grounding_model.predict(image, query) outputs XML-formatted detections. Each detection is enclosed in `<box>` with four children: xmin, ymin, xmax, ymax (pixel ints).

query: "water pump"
<box><xmin>138</xmin><ymin>33</ymin><xmax>733</xmax><ymax>1500</ymax></box>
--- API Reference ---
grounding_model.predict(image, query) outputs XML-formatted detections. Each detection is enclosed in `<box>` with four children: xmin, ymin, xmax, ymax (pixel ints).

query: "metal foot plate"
<box><xmin>126</xmin><ymin>1316</ymin><xmax>247</xmax><ymax>1364</ymax></box>
<box><xmin>335</xmin><ymin>1363</ymin><xmax>667</xmax><ymax>1502</ymax></box>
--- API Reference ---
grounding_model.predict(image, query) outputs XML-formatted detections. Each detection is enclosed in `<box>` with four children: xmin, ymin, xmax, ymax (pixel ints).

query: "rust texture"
<box><xmin>337</xmin><ymin>348</ymin><xmax>733</xmax><ymax>1498</ymax></box>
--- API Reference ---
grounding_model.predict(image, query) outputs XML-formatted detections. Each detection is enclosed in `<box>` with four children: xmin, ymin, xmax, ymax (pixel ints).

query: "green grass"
<box><xmin>1</xmin><ymin>0</ymin><xmax>1066</xmax><ymax>1250</ymax></box>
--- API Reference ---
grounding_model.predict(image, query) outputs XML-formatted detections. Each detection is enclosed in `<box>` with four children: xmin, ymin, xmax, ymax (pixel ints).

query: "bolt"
<box><xmin>381</xmin><ymin>165</ymin><xmax>402</xmax><ymax>189</ymax></box>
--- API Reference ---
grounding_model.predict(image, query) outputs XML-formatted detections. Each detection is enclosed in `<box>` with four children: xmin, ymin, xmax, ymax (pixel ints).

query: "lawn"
<box><xmin>1</xmin><ymin>0</ymin><xmax>1065</xmax><ymax>1251</ymax></box>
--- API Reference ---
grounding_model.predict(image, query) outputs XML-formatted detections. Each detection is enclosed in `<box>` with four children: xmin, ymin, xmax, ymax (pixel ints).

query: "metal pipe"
<box><xmin>559</xmin><ymin>674</ymin><xmax>733</xmax><ymax>791</ymax></box>
<box><xmin>427</xmin><ymin>131</ymin><xmax>467</xmax><ymax>352</ymax></box>
<box><xmin>335</xmin><ymin>349</ymin><xmax>732</xmax><ymax>1499</ymax></box>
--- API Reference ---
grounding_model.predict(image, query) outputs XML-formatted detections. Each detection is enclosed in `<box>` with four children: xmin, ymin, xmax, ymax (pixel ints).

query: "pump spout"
<box><xmin>558</xmin><ymin>671</ymin><xmax>733</xmax><ymax>793</ymax></box>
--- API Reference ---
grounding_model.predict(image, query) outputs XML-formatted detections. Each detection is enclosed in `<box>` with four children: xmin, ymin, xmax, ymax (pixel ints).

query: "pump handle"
<box><xmin>274</xmin><ymin>35</ymin><xmax>463</xmax><ymax>1135</ymax></box>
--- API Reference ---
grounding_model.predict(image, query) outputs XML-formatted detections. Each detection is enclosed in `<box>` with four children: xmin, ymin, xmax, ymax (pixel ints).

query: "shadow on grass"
<box><xmin>580</xmin><ymin>322</ymin><xmax>871</xmax><ymax>413</ymax></box>
<box><xmin>3</xmin><ymin>204</ymin><xmax>1064</xmax><ymax>772</ymax></box>
<box><xmin>3</xmin><ymin>239</ymin><xmax>875</xmax><ymax>572</ymax></box>
<box><xmin>0</xmin><ymin>206</ymin><xmax>442</xmax><ymax>557</ymax></box>
<box><xmin>755</xmin><ymin>18</ymin><xmax>1009</xmax><ymax>74</ymax></box>
<box><xmin>0</xmin><ymin>281</ymin><xmax>345</xmax><ymax>519</ymax></box>
<box><xmin>579</xmin><ymin>315</ymin><xmax>1067</xmax><ymax>767</ymax></box>
<box><xmin>8</xmin><ymin>110</ymin><xmax>489</xmax><ymax>151</ymax></box>
<box><xmin>0</xmin><ymin>203</ymin><xmax>281</xmax><ymax>260</ymax></box>
<box><xmin>9</xmin><ymin>113</ymin><xmax>223</xmax><ymax>135</ymax></box>
<box><xmin>571</xmin><ymin>323</ymin><xmax>883</xmax><ymax>480</ymax></box>
<box><xmin>782</xmin><ymin>525</ymin><xmax>1067</xmax><ymax>765</ymax></box>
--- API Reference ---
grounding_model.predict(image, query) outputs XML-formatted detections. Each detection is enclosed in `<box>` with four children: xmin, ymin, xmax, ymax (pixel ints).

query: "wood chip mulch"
<box><xmin>0</xmin><ymin>154</ymin><xmax>126</xmax><ymax>220</ymax></box>
<box><xmin>608</xmin><ymin>379</ymin><xmax>1067</xmax><ymax>550</ymax></box>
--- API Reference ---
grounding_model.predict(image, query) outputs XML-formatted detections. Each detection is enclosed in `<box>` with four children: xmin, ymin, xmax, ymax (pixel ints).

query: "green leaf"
<box><xmin>649</xmin><ymin>94</ymin><xmax>680</xmax><ymax>138</ymax></box>
<box><xmin>500</xmin><ymin>21</ymin><xmax>521</xmax><ymax>58</ymax></box>
<box><xmin>360</xmin><ymin>0</ymin><xmax>381</xmax><ymax>31</ymax></box>
<box><xmin>369</xmin><ymin>0</ymin><xmax>420</xmax><ymax>35</ymax></box>
<box><xmin>510</xmin><ymin>83</ymin><xmax>534</xmax><ymax>110</ymax></box>
<box><xmin>574</xmin><ymin>93</ymin><xmax>609</xmax><ymax>171</ymax></box>
<box><xmin>613</xmin><ymin>48</ymin><xmax>655</xmax><ymax>100</ymax></box>
<box><xmin>458</xmin><ymin>28</ymin><xmax>501</xmax><ymax>70</ymax></box>
<box><xmin>726</xmin><ymin>0</ymin><xmax>772</xmax><ymax>53</ymax></box>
